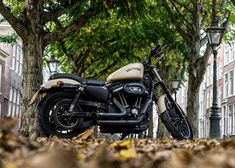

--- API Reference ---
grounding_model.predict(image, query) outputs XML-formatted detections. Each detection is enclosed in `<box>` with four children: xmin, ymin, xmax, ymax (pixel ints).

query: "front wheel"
<box><xmin>160</xmin><ymin>97</ymin><xmax>193</xmax><ymax>140</ymax></box>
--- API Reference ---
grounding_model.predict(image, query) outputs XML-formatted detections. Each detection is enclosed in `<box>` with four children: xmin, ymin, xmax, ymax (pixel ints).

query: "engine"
<box><xmin>111</xmin><ymin>82</ymin><xmax>148</xmax><ymax>117</ymax></box>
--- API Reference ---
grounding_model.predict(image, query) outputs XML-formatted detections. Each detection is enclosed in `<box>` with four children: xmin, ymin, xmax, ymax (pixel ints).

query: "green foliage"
<box><xmin>3</xmin><ymin>0</ymin><xmax>24</xmax><ymax>18</ymax></box>
<box><xmin>2</xmin><ymin>0</ymin><xmax>190</xmax><ymax>82</ymax></box>
<box><xmin>0</xmin><ymin>33</ymin><xmax>18</xmax><ymax>43</ymax></box>
<box><xmin>47</xmin><ymin>1</ymin><xmax>189</xmax><ymax>82</ymax></box>
<box><xmin>224</xmin><ymin>1</ymin><xmax>235</xmax><ymax>41</ymax></box>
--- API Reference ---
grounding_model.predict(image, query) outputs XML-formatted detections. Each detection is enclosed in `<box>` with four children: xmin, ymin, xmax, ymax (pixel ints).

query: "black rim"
<box><xmin>165</xmin><ymin>98</ymin><xmax>191</xmax><ymax>138</ymax></box>
<box><xmin>45</xmin><ymin>97</ymin><xmax>81</xmax><ymax>136</ymax></box>
<box><xmin>53</xmin><ymin>101</ymin><xmax>81</xmax><ymax>129</ymax></box>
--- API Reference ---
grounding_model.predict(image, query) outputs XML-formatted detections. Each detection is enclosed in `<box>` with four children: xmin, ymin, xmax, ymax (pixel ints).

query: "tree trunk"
<box><xmin>19</xmin><ymin>36</ymin><xmax>43</xmax><ymax>136</ymax></box>
<box><xmin>186</xmin><ymin>43</ymin><xmax>210</xmax><ymax>138</ymax></box>
<box><xmin>186</xmin><ymin>69</ymin><xmax>200</xmax><ymax>138</ymax></box>
<box><xmin>157</xmin><ymin>117</ymin><xmax>170</xmax><ymax>138</ymax></box>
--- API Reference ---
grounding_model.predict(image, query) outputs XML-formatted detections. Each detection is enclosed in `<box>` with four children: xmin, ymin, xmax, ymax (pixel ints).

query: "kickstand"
<box><xmin>120</xmin><ymin>133</ymin><xmax>129</xmax><ymax>140</ymax></box>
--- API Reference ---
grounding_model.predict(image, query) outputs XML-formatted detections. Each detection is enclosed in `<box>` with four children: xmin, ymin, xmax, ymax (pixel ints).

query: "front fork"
<box><xmin>152</xmin><ymin>67</ymin><xmax>185</xmax><ymax>118</ymax></box>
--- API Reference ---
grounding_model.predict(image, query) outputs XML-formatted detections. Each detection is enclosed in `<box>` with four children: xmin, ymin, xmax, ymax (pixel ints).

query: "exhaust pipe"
<box><xmin>71</xmin><ymin>98</ymin><xmax>127</xmax><ymax>118</ymax></box>
<box><xmin>96</xmin><ymin>98</ymin><xmax>127</xmax><ymax>118</ymax></box>
<box><xmin>97</xmin><ymin>99</ymin><xmax>152</xmax><ymax>126</ymax></box>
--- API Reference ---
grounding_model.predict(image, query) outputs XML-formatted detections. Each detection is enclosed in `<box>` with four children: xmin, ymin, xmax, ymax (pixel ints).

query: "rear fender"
<box><xmin>28</xmin><ymin>78</ymin><xmax>80</xmax><ymax>106</ymax></box>
<box><xmin>41</xmin><ymin>78</ymin><xmax>80</xmax><ymax>90</ymax></box>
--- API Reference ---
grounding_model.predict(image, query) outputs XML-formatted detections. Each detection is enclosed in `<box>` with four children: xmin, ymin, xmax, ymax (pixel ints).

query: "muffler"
<box><xmin>97</xmin><ymin>99</ymin><xmax>152</xmax><ymax>126</ymax></box>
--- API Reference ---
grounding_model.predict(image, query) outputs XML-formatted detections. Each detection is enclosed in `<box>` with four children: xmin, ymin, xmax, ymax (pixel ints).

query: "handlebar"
<box><xmin>148</xmin><ymin>44</ymin><xmax>167</xmax><ymax>64</ymax></box>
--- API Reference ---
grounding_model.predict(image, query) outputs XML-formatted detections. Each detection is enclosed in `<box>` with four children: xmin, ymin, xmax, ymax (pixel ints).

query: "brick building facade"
<box><xmin>0</xmin><ymin>16</ymin><xmax>23</xmax><ymax>124</ymax></box>
<box><xmin>176</xmin><ymin>41</ymin><xmax>235</xmax><ymax>138</ymax></box>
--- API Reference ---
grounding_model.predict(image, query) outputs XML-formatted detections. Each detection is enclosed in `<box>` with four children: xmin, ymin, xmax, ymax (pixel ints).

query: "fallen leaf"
<box><xmin>118</xmin><ymin>148</ymin><xmax>137</xmax><ymax>161</ymax></box>
<box><xmin>3</xmin><ymin>162</ymin><xmax>17</xmax><ymax>168</ymax></box>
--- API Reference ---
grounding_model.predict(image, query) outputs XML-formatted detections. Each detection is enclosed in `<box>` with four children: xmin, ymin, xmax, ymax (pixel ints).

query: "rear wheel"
<box><xmin>36</xmin><ymin>91</ymin><xmax>89</xmax><ymax>138</ymax></box>
<box><xmin>160</xmin><ymin>97</ymin><xmax>193</xmax><ymax>140</ymax></box>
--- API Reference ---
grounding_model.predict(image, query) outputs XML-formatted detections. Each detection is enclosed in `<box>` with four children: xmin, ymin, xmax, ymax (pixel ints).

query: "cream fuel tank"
<box><xmin>107</xmin><ymin>63</ymin><xmax>144</xmax><ymax>82</ymax></box>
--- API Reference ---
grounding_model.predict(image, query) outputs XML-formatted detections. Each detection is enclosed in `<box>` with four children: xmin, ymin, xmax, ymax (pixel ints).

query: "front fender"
<box><xmin>28</xmin><ymin>78</ymin><xmax>80</xmax><ymax>106</ymax></box>
<box><xmin>157</xmin><ymin>94</ymin><xmax>166</xmax><ymax>113</ymax></box>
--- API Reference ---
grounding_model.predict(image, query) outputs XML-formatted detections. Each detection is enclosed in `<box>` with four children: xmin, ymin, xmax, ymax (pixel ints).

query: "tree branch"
<box><xmin>42</xmin><ymin>6</ymin><xmax>99</xmax><ymax>48</ymax></box>
<box><xmin>222</xmin><ymin>12</ymin><xmax>230</xmax><ymax>32</ymax></box>
<box><xmin>171</xmin><ymin>0</ymin><xmax>194</xmax><ymax>14</ymax></box>
<box><xmin>162</xmin><ymin>0</ymin><xmax>192</xmax><ymax>45</ymax></box>
<box><xmin>42</xmin><ymin>0</ymin><xmax>84</xmax><ymax>24</ymax></box>
<box><xmin>194</xmin><ymin>43</ymin><xmax>211</xmax><ymax>84</ymax></box>
<box><xmin>0</xmin><ymin>1</ymin><xmax>26</xmax><ymax>37</ymax></box>
<box><xmin>172</xmin><ymin>0</ymin><xmax>194</xmax><ymax>15</ymax></box>
<box><xmin>168</xmin><ymin>0</ymin><xmax>193</xmax><ymax>28</ymax></box>
<box><xmin>230</xmin><ymin>0</ymin><xmax>235</xmax><ymax>6</ymax></box>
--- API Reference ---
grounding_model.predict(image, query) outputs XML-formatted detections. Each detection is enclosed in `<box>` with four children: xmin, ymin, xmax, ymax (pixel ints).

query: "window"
<box><xmin>223</xmin><ymin>106</ymin><xmax>228</xmax><ymax>135</ymax></box>
<box><xmin>7</xmin><ymin>87</ymin><xmax>21</xmax><ymax>118</ymax></box>
<box><xmin>221</xmin><ymin>106</ymin><xmax>224</xmax><ymax>135</ymax></box>
<box><xmin>8</xmin><ymin>87</ymin><xmax>13</xmax><ymax>116</ymax></box>
<box><xmin>210</xmin><ymin>89</ymin><xmax>212</xmax><ymax>107</ymax></box>
<box><xmin>16</xmin><ymin>46</ymin><xmax>22</xmax><ymax>75</ymax></box>
<box><xmin>210</xmin><ymin>64</ymin><xmax>213</xmax><ymax>85</ymax></box>
<box><xmin>206</xmin><ymin>91</ymin><xmax>209</xmax><ymax>109</ymax></box>
<box><xmin>13</xmin><ymin>89</ymin><xmax>18</xmax><ymax>117</ymax></box>
<box><xmin>218</xmin><ymin>86</ymin><xmax>222</xmax><ymax>106</ymax></box>
<box><xmin>15</xmin><ymin>91</ymin><xmax>21</xmax><ymax>117</ymax></box>
<box><xmin>229</xmin><ymin>105</ymin><xmax>233</xmax><ymax>135</ymax></box>
<box><xmin>11</xmin><ymin>43</ymin><xmax>23</xmax><ymax>75</ymax></box>
<box><xmin>15</xmin><ymin>47</ymin><xmax>20</xmax><ymax>74</ymax></box>
<box><xmin>19</xmin><ymin>49</ymin><xmax>23</xmax><ymax>76</ymax></box>
<box><xmin>11</xmin><ymin>44</ymin><xmax>16</xmax><ymax>70</ymax></box>
<box><xmin>229</xmin><ymin>45</ymin><xmax>233</xmax><ymax>62</ymax></box>
<box><xmin>224</xmin><ymin>45</ymin><xmax>229</xmax><ymax>65</ymax></box>
<box><xmin>206</xmin><ymin>67</ymin><xmax>210</xmax><ymax>86</ymax></box>
<box><xmin>229</xmin><ymin>70</ymin><xmax>234</xmax><ymax>96</ymax></box>
<box><xmin>219</xmin><ymin>63</ymin><xmax>223</xmax><ymax>79</ymax></box>
<box><xmin>224</xmin><ymin>73</ymin><xmax>228</xmax><ymax>98</ymax></box>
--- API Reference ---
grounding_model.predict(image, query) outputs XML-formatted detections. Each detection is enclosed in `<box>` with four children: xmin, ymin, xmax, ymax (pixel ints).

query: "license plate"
<box><xmin>28</xmin><ymin>91</ymin><xmax>39</xmax><ymax>106</ymax></box>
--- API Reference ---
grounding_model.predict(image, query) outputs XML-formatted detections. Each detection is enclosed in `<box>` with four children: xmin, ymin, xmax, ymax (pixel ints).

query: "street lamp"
<box><xmin>47</xmin><ymin>55</ymin><xmax>60</xmax><ymax>74</ymax></box>
<box><xmin>207</xmin><ymin>17</ymin><xmax>225</xmax><ymax>138</ymax></box>
<box><xmin>172</xmin><ymin>78</ymin><xmax>180</xmax><ymax>102</ymax></box>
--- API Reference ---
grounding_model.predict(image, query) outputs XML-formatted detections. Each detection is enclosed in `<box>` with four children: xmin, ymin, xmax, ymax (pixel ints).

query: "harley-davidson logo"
<box><xmin>126</xmin><ymin>67</ymin><xmax>141</xmax><ymax>72</ymax></box>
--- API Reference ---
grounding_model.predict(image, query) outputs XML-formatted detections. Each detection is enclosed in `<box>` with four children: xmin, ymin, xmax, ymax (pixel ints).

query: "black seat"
<box><xmin>86</xmin><ymin>79</ymin><xmax>106</xmax><ymax>86</ymax></box>
<box><xmin>48</xmin><ymin>73</ymin><xmax>84</xmax><ymax>83</ymax></box>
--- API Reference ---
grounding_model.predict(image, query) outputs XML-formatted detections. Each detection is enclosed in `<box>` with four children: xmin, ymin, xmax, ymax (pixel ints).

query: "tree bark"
<box><xmin>157</xmin><ymin>117</ymin><xmax>170</xmax><ymax>138</ymax></box>
<box><xmin>19</xmin><ymin>35</ymin><xmax>43</xmax><ymax>136</ymax></box>
<box><xmin>186</xmin><ymin>71</ymin><xmax>200</xmax><ymax>137</ymax></box>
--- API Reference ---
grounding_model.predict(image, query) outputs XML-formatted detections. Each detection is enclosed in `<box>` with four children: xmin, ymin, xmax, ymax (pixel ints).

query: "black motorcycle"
<box><xmin>30</xmin><ymin>46</ymin><xmax>193</xmax><ymax>140</ymax></box>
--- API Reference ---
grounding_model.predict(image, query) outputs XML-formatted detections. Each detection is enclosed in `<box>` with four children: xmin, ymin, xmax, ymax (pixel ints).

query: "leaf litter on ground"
<box><xmin>1</xmin><ymin>117</ymin><xmax>235</xmax><ymax>168</ymax></box>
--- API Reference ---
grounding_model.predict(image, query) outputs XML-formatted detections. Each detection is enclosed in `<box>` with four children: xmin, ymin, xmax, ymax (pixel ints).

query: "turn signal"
<box><xmin>55</xmin><ymin>81</ymin><xmax>64</xmax><ymax>88</ymax></box>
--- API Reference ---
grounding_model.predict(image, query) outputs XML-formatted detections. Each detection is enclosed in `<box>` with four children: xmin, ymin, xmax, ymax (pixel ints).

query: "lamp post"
<box><xmin>207</xmin><ymin>18</ymin><xmax>225</xmax><ymax>138</ymax></box>
<box><xmin>47</xmin><ymin>55</ymin><xmax>60</xmax><ymax>74</ymax></box>
<box><xmin>172</xmin><ymin>78</ymin><xmax>180</xmax><ymax>102</ymax></box>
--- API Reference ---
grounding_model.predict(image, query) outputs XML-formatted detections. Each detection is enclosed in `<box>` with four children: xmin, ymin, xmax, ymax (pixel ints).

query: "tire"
<box><xmin>35</xmin><ymin>91</ymin><xmax>89</xmax><ymax>138</ymax></box>
<box><xmin>160</xmin><ymin>97</ymin><xmax>193</xmax><ymax>140</ymax></box>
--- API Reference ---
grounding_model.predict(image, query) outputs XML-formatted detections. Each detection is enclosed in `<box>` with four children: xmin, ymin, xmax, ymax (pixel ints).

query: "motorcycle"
<box><xmin>29</xmin><ymin>46</ymin><xmax>193</xmax><ymax>140</ymax></box>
